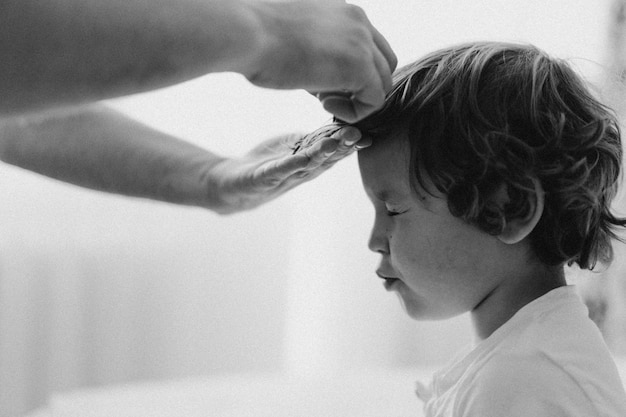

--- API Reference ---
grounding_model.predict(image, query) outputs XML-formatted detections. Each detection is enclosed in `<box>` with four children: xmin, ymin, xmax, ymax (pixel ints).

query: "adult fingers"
<box><xmin>349</xmin><ymin>72</ymin><xmax>386</xmax><ymax>122</ymax></box>
<box><xmin>354</xmin><ymin>135</ymin><xmax>372</xmax><ymax>149</ymax></box>
<box><xmin>286</xmin><ymin>138</ymin><xmax>342</xmax><ymax>183</ymax></box>
<box><xmin>325</xmin><ymin>126</ymin><xmax>363</xmax><ymax>160</ymax></box>
<box><xmin>301</xmin><ymin>136</ymin><xmax>339</xmax><ymax>167</ymax></box>
<box><xmin>295</xmin><ymin>125</ymin><xmax>367</xmax><ymax>160</ymax></box>
<box><xmin>276</xmin><ymin>127</ymin><xmax>367</xmax><ymax>186</ymax></box>
<box><xmin>356</xmin><ymin>9</ymin><xmax>396</xmax><ymax>94</ymax></box>
<box><xmin>333</xmin><ymin>125</ymin><xmax>362</xmax><ymax>148</ymax></box>
<box><xmin>263</xmin><ymin>135</ymin><xmax>338</xmax><ymax>180</ymax></box>
<box><xmin>317</xmin><ymin>63</ymin><xmax>386</xmax><ymax>123</ymax></box>
<box><xmin>369</xmin><ymin>23</ymin><xmax>398</xmax><ymax>77</ymax></box>
<box><xmin>340</xmin><ymin>9</ymin><xmax>395</xmax><ymax>120</ymax></box>
<box><xmin>294</xmin><ymin>123</ymin><xmax>344</xmax><ymax>152</ymax></box>
<box><xmin>371</xmin><ymin>44</ymin><xmax>393</xmax><ymax>99</ymax></box>
<box><xmin>319</xmin><ymin>94</ymin><xmax>357</xmax><ymax>123</ymax></box>
<box><xmin>299</xmin><ymin>126</ymin><xmax>369</xmax><ymax>169</ymax></box>
<box><xmin>319</xmin><ymin>46</ymin><xmax>388</xmax><ymax>123</ymax></box>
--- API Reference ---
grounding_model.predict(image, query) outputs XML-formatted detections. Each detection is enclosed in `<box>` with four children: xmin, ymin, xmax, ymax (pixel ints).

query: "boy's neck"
<box><xmin>471</xmin><ymin>264</ymin><xmax>566</xmax><ymax>341</ymax></box>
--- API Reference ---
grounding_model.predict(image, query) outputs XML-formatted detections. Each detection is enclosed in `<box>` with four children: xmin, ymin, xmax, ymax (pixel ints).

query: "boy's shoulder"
<box><xmin>479</xmin><ymin>287</ymin><xmax>619</xmax><ymax>382</ymax></box>
<box><xmin>456</xmin><ymin>287</ymin><xmax>626</xmax><ymax>416</ymax></box>
<box><xmin>458</xmin><ymin>352</ymin><xmax>596</xmax><ymax>417</ymax></box>
<box><xmin>427</xmin><ymin>347</ymin><xmax>612</xmax><ymax>417</ymax></box>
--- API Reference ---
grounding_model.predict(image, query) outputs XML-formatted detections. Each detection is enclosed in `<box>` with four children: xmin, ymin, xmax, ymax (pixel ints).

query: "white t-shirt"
<box><xmin>416</xmin><ymin>286</ymin><xmax>626</xmax><ymax>417</ymax></box>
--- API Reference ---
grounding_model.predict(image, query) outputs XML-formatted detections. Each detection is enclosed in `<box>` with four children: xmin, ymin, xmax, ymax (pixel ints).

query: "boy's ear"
<box><xmin>494</xmin><ymin>179</ymin><xmax>545</xmax><ymax>245</ymax></box>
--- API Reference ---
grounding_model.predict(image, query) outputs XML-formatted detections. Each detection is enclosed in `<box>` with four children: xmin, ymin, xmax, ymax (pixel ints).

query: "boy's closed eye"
<box><xmin>385</xmin><ymin>207</ymin><xmax>408</xmax><ymax>217</ymax></box>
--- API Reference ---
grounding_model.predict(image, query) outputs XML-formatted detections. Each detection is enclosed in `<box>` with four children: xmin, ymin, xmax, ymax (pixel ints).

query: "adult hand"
<box><xmin>244</xmin><ymin>0</ymin><xmax>397</xmax><ymax>123</ymax></box>
<box><xmin>208</xmin><ymin>124</ymin><xmax>371</xmax><ymax>214</ymax></box>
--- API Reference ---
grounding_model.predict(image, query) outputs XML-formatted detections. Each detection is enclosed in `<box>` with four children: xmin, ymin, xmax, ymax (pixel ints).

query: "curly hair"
<box><xmin>354</xmin><ymin>42</ymin><xmax>626</xmax><ymax>270</ymax></box>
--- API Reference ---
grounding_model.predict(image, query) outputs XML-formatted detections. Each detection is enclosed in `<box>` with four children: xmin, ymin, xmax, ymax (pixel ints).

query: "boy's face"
<box><xmin>358</xmin><ymin>133</ymin><xmax>512</xmax><ymax>321</ymax></box>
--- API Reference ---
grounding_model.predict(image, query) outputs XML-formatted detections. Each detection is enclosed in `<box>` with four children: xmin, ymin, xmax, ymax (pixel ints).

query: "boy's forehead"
<box><xmin>357</xmin><ymin>133</ymin><xmax>411</xmax><ymax>197</ymax></box>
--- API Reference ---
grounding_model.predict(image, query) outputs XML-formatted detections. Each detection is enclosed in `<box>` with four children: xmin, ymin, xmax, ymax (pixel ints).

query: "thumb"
<box><xmin>320</xmin><ymin>95</ymin><xmax>358</xmax><ymax>123</ymax></box>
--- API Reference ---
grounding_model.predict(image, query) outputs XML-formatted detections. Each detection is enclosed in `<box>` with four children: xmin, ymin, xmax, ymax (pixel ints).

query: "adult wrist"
<box><xmin>192</xmin><ymin>154</ymin><xmax>234</xmax><ymax>214</ymax></box>
<box><xmin>229</xmin><ymin>0</ymin><xmax>289</xmax><ymax>84</ymax></box>
<box><xmin>213</xmin><ymin>0</ymin><xmax>274</xmax><ymax>78</ymax></box>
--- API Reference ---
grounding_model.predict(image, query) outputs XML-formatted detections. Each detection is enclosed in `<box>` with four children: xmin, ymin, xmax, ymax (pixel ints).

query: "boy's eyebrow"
<box><xmin>373</xmin><ymin>189</ymin><xmax>401</xmax><ymax>201</ymax></box>
<box><xmin>373</xmin><ymin>185</ymin><xmax>428</xmax><ymax>203</ymax></box>
<box><xmin>373</xmin><ymin>190</ymin><xmax>390</xmax><ymax>201</ymax></box>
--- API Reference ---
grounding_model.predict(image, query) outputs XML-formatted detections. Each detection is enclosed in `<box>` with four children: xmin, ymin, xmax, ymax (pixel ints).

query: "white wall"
<box><xmin>0</xmin><ymin>1</ymin><xmax>619</xmax><ymax>416</ymax></box>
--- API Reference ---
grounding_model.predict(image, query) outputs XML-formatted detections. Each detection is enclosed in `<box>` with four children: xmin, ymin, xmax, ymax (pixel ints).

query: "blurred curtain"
<box><xmin>577</xmin><ymin>0</ymin><xmax>626</xmax><ymax>355</ymax></box>
<box><xmin>0</xmin><ymin>177</ymin><xmax>294</xmax><ymax>416</ymax></box>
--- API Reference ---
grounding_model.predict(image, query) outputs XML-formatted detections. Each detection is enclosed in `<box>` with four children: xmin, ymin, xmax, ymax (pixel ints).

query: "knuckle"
<box><xmin>261</xmin><ymin>176</ymin><xmax>281</xmax><ymax>188</ymax></box>
<box><xmin>246</xmin><ymin>70</ymin><xmax>272</xmax><ymax>89</ymax></box>
<box><xmin>346</xmin><ymin>4</ymin><xmax>368</xmax><ymax>22</ymax></box>
<box><xmin>335</xmin><ymin>55</ymin><xmax>370</xmax><ymax>88</ymax></box>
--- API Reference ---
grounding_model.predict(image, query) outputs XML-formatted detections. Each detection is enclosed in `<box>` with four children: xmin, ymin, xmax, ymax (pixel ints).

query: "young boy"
<box><xmin>354</xmin><ymin>42</ymin><xmax>626</xmax><ymax>416</ymax></box>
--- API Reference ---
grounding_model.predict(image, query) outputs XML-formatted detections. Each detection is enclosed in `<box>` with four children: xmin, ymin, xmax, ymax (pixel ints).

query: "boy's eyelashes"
<box><xmin>385</xmin><ymin>207</ymin><xmax>408</xmax><ymax>217</ymax></box>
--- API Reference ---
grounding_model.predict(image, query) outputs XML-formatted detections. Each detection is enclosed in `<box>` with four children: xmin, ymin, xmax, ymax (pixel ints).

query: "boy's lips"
<box><xmin>376</xmin><ymin>271</ymin><xmax>400</xmax><ymax>290</ymax></box>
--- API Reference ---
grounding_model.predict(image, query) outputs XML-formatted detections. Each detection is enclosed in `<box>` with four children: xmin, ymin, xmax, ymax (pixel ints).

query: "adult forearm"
<box><xmin>0</xmin><ymin>0</ymin><xmax>264</xmax><ymax>114</ymax></box>
<box><xmin>0</xmin><ymin>0</ymin><xmax>397</xmax><ymax>122</ymax></box>
<box><xmin>0</xmin><ymin>106</ymin><xmax>224</xmax><ymax>207</ymax></box>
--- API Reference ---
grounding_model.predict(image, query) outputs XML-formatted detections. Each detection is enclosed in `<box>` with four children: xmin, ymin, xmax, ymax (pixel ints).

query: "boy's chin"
<box><xmin>396</xmin><ymin>295</ymin><xmax>429</xmax><ymax>320</ymax></box>
<box><xmin>397</xmin><ymin>295</ymin><xmax>461</xmax><ymax>322</ymax></box>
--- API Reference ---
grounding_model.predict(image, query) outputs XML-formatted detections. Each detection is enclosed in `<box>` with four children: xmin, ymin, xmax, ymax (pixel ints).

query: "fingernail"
<box><xmin>341</xmin><ymin>129</ymin><xmax>361</xmax><ymax>146</ymax></box>
<box><xmin>344</xmin><ymin>137</ymin><xmax>359</xmax><ymax>146</ymax></box>
<box><xmin>322</xmin><ymin>141</ymin><xmax>338</xmax><ymax>156</ymax></box>
<box><xmin>354</xmin><ymin>137</ymin><xmax>372</xmax><ymax>150</ymax></box>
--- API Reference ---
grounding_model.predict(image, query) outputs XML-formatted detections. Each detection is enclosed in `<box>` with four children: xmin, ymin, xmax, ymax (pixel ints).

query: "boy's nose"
<box><xmin>368</xmin><ymin>221</ymin><xmax>389</xmax><ymax>254</ymax></box>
